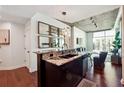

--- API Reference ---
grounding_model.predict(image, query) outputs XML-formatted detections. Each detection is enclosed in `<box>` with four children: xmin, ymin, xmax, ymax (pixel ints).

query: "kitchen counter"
<box><xmin>45</xmin><ymin>52</ymin><xmax>87</xmax><ymax>66</ymax></box>
<box><xmin>34</xmin><ymin>48</ymin><xmax>69</xmax><ymax>54</ymax></box>
<box><xmin>36</xmin><ymin>49</ymin><xmax>89</xmax><ymax>87</ymax></box>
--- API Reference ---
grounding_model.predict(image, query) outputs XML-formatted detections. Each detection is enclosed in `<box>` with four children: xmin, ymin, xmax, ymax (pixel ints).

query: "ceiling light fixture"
<box><xmin>62</xmin><ymin>11</ymin><xmax>66</xmax><ymax>15</ymax></box>
<box><xmin>90</xmin><ymin>17</ymin><xmax>93</xmax><ymax>20</ymax></box>
<box><xmin>90</xmin><ymin>17</ymin><xmax>97</xmax><ymax>28</ymax></box>
<box><xmin>62</xmin><ymin>11</ymin><xmax>68</xmax><ymax>30</ymax></box>
<box><xmin>61</xmin><ymin>11</ymin><xmax>68</xmax><ymax>49</ymax></box>
<box><xmin>62</xmin><ymin>11</ymin><xmax>67</xmax><ymax>22</ymax></box>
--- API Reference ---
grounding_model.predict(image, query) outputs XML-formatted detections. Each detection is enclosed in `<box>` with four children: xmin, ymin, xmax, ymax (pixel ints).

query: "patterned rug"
<box><xmin>77</xmin><ymin>79</ymin><xmax>97</xmax><ymax>87</ymax></box>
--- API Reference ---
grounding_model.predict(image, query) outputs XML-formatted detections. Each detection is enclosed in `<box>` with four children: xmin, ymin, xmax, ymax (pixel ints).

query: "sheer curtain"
<box><xmin>93</xmin><ymin>30</ymin><xmax>115</xmax><ymax>52</ymax></box>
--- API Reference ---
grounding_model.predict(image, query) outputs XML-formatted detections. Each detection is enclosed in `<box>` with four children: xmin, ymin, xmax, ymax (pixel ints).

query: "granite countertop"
<box><xmin>45</xmin><ymin>52</ymin><xmax>88</xmax><ymax>66</ymax></box>
<box><xmin>34</xmin><ymin>50</ymin><xmax>57</xmax><ymax>54</ymax></box>
<box><xmin>34</xmin><ymin>49</ymin><xmax>65</xmax><ymax>54</ymax></box>
<box><xmin>33</xmin><ymin>48</ymin><xmax>76</xmax><ymax>54</ymax></box>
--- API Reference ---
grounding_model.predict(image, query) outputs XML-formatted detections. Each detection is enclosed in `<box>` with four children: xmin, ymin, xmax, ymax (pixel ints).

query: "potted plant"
<box><xmin>111</xmin><ymin>29</ymin><xmax>121</xmax><ymax>64</ymax></box>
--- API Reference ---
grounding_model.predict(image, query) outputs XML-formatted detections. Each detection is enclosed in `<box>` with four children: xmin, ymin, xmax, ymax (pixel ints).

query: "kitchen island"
<box><xmin>35</xmin><ymin>49</ymin><xmax>89</xmax><ymax>87</ymax></box>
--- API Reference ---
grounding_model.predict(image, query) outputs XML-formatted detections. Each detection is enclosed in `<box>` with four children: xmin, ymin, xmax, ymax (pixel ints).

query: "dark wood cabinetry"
<box><xmin>37</xmin><ymin>53</ymin><xmax>88</xmax><ymax>87</ymax></box>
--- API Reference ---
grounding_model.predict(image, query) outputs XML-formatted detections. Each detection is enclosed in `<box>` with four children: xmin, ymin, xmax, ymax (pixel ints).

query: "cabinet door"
<box><xmin>61</xmin><ymin>57</ymin><xmax>83</xmax><ymax>76</ymax></box>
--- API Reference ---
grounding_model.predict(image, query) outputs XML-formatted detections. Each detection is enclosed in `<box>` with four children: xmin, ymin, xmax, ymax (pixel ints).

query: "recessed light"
<box><xmin>62</xmin><ymin>11</ymin><xmax>67</xmax><ymax>15</ymax></box>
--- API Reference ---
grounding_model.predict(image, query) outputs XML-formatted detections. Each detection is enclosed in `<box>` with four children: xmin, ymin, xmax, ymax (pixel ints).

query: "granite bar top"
<box><xmin>34</xmin><ymin>48</ymin><xmax>77</xmax><ymax>54</ymax></box>
<box><xmin>34</xmin><ymin>49</ymin><xmax>66</xmax><ymax>54</ymax></box>
<box><xmin>44</xmin><ymin>52</ymin><xmax>88</xmax><ymax>66</ymax></box>
<box><xmin>35</xmin><ymin>48</ymin><xmax>88</xmax><ymax>66</ymax></box>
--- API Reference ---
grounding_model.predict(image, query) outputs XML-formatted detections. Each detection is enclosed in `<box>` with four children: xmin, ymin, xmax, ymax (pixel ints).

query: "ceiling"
<box><xmin>74</xmin><ymin>8</ymin><xmax>119</xmax><ymax>32</ymax></box>
<box><xmin>0</xmin><ymin>5</ymin><xmax>120</xmax><ymax>24</ymax></box>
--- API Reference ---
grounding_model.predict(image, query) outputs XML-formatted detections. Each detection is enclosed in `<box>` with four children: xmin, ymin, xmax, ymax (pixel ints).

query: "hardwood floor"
<box><xmin>31</xmin><ymin>71</ymin><xmax>38</xmax><ymax>87</ymax></box>
<box><xmin>85</xmin><ymin>62</ymin><xmax>123</xmax><ymax>87</ymax></box>
<box><xmin>0</xmin><ymin>62</ymin><xmax>122</xmax><ymax>87</ymax></box>
<box><xmin>0</xmin><ymin>67</ymin><xmax>37</xmax><ymax>87</ymax></box>
<box><xmin>33</xmin><ymin>62</ymin><xmax>123</xmax><ymax>87</ymax></box>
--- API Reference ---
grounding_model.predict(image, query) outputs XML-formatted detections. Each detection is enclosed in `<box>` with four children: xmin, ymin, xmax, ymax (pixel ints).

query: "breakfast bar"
<box><xmin>35</xmin><ymin>49</ymin><xmax>89</xmax><ymax>87</ymax></box>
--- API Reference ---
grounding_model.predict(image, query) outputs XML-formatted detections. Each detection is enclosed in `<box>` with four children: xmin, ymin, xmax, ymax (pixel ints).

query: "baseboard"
<box><xmin>0</xmin><ymin>64</ymin><xmax>27</xmax><ymax>70</ymax></box>
<box><xmin>121</xmin><ymin>78</ymin><xmax>124</xmax><ymax>85</ymax></box>
<box><xmin>0</xmin><ymin>64</ymin><xmax>37</xmax><ymax>73</ymax></box>
<box><xmin>29</xmin><ymin>67</ymin><xmax>37</xmax><ymax>73</ymax></box>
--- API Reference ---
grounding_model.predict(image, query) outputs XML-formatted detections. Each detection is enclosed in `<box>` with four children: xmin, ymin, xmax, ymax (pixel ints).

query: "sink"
<box><xmin>59</xmin><ymin>54</ymin><xmax>78</xmax><ymax>59</ymax></box>
<box><xmin>48</xmin><ymin>54</ymin><xmax>78</xmax><ymax>60</ymax></box>
<box><xmin>49</xmin><ymin>57</ymin><xmax>61</xmax><ymax>60</ymax></box>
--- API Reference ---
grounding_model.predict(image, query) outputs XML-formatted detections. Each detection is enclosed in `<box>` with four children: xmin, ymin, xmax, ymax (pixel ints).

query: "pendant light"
<box><xmin>61</xmin><ymin>11</ymin><xmax>68</xmax><ymax>50</ymax></box>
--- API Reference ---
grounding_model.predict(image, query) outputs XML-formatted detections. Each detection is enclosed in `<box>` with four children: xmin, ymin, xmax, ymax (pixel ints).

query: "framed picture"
<box><xmin>0</xmin><ymin>29</ymin><xmax>10</xmax><ymax>45</ymax></box>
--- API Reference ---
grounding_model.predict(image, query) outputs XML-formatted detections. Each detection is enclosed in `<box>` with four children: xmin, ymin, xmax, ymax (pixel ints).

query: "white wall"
<box><xmin>24</xmin><ymin>21</ymin><xmax>31</xmax><ymax>70</ymax></box>
<box><xmin>0</xmin><ymin>22</ymin><xmax>25</xmax><ymax>70</ymax></box>
<box><xmin>29</xmin><ymin>13</ymin><xmax>71</xmax><ymax>72</ymax></box>
<box><xmin>72</xmin><ymin>26</ymin><xmax>86</xmax><ymax>48</ymax></box>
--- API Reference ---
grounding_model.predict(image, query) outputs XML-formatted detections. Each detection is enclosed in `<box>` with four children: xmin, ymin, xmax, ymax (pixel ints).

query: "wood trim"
<box><xmin>38</xmin><ymin>21</ymin><xmax>59</xmax><ymax>30</ymax></box>
<box><xmin>57</xmin><ymin>28</ymin><xmax>60</xmax><ymax>47</ymax></box>
<box><xmin>38</xmin><ymin>22</ymin><xmax>40</xmax><ymax>48</ymax></box>
<box><xmin>49</xmin><ymin>26</ymin><xmax>52</xmax><ymax>47</ymax></box>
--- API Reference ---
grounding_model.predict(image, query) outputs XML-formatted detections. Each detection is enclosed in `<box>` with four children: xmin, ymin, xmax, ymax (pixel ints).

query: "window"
<box><xmin>93</xmin><ymin>31</ymin><xmax>104</xmax><ymax>37</ymax></box>
<box><xmin>93</xmin><ymin>30</ymin><xmax>115</xmax><ymax>52</ymax></box>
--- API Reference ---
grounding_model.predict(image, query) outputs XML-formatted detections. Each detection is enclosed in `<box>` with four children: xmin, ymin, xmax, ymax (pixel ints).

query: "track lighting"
<box><xmin>90</xmin><ymin>17</ymin><xmax>97</xmax><ymax>28</ymax></box>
